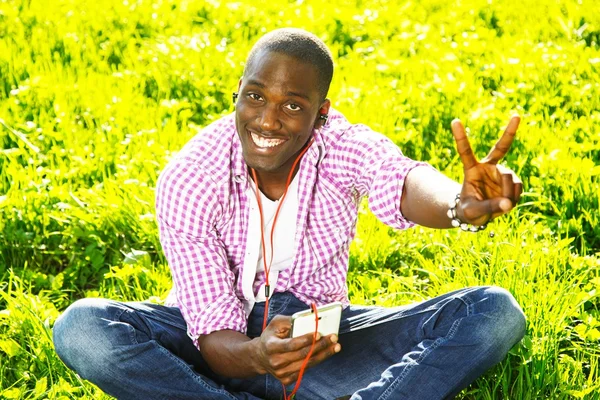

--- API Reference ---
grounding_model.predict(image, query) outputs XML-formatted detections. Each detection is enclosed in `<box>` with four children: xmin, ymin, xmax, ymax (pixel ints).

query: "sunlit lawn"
<box><xmin>1</xmin><ymin>0</ymin><xmax>600</xmax><ymax>398</ymax></box>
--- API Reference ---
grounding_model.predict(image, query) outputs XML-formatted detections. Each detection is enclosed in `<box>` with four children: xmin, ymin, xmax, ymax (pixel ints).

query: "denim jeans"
<box><xmin>53</xmin><ymin>286</ymin><xmax>525</xmax><ymax>400</ymax></box>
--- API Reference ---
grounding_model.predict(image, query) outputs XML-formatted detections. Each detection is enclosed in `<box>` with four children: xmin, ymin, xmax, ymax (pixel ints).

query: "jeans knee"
<box><xmin>53</xmin><ymin>298</ymin><xmax>120</xmax><ymax>376</ymax></box>
<box><xmin>469</xmin><ymin>286</ymin><xmax>526</xmax><ymax>355</ymax></box>
<box><xmin>487</xmin><ymin>286</ymin><xmax>525</xmax><ymax>338</ymax></box>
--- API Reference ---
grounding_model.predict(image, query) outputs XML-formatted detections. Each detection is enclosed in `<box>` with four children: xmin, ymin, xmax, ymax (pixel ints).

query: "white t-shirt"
<box><xmin>241</xmin><ymin>175</ymin><xmax>299</xmax><ymax>317</ymax></box>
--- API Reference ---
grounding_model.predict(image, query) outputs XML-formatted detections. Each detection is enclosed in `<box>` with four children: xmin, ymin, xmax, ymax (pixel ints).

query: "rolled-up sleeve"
<box><xmin>156</xmin><ymin>160</ymin><xmax>246</xmax><ymax>346</ymax></box>
<box><xmin>363</xmin><ymin>146</ymin><xmax>427</xmax><ymax>229</ymax></box>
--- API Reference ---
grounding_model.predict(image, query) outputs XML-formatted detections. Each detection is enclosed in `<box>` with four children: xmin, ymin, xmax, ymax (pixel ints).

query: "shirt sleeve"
<box><xmin>155</xmin><ymin>159</ymin><xmax>247</xmax><ymax>346</ymax></box>
<box><xmin>331</xmin><ymin>124</ymin><xmax>430</xmax><ymax>229</ymax></box>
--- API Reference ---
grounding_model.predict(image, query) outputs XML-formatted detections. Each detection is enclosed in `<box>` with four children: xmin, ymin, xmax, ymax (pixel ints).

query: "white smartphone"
<box><xmin>290</xmin><ymin>302</ymin><xmax>343</xmax><ymax>338</ymax></box>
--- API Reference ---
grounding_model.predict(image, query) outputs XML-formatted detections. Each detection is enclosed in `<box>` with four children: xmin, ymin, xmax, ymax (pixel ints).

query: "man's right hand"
<box><xmin>253</xmin><ymin>315</ymin><xmax>341</xmax><ymax>386</ymax></box>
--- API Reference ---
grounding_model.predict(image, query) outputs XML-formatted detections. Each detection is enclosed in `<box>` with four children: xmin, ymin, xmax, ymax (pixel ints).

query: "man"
<box><xmin>53</xmin><ymin>28</ymin><xmax>526</xmax><ymax>399</ymax></box>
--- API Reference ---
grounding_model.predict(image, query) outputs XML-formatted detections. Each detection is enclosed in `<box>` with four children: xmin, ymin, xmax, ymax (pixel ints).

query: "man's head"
<box><xmin>235</xmin><ymin>29</ymin><xmax>333</xmax><ymax>180</ymax></box>
<box><xmin>244</xmin><ymin>28</ymin><xmax>334</xmax><ymax>100</ymax></box>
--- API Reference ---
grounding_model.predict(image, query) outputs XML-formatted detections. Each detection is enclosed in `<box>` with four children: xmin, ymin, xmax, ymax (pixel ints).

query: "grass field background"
<box><xmin>1</xmin><ymin>0</ymin><xmax>600</xmax><ymax>398</ymax></box>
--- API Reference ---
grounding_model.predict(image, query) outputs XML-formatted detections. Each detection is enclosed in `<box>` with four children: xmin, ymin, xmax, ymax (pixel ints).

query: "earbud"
<box><xmin>319</xmin><ymin>107</ymin><xmax>328</xmax><ymax>122</ymax></box>
<box><xmin>232</xmin><ymin>92</ymin><xmax>239</xmax><ymax>103</ymax></box>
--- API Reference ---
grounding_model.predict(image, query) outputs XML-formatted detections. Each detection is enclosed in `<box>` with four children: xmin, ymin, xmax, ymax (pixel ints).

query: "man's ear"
<box><xmin>315</xmin><ymin>99</ymin><xmax>331</xmax><ymax>129</ymax></box>
<box><xmin>232</xmin><ymin>78</ymin><xmax>243</xmax><ymax>105</ymax></box>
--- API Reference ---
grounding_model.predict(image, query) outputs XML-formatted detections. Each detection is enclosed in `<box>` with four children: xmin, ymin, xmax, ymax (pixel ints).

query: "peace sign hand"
<box><xmin>451</xmin><ymin>115</ymin><xmax>523</xmax><ymax>227</ymax></box>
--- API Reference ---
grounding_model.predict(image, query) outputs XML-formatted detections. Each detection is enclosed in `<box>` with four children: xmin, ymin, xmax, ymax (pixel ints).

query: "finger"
<box><xmin>264</xmin><ymin>315</ymin><xmax>293</xmax><ymax>345</ymax></box>
<box><xmin>265</xmin><ymin>337</ymin><xmax>326</xmax><ymax>375</ymax></box>
<box><xmin>269</xmin><ymin>314</ymin><xmax>292</xmax><ymax>330</ymax></box>
<box><xmin>270</xmin><ymin>332</ymin><xmax>321</xmax><ymax>354</ymax></box>
<box><xmin>280</xmin><ymin>374</ymin><xmax>298</xmax><ymax>387</ymax></box>
<box><xmin>273</xmin><ymin>332</ymin><xmax>330</xmax><ymax>362</ymax></box>
<box><xmin>502</xmin><ymin>172</ymin><xmax>515</xmax><ymax>204</ymax></box>
<box><xmin>514</xmin><ymin>181</ymin><xmax>523</xmax><ymax>204</ymax></box>
<box><xmin>267</xmin><ymin>315</ymin><xmax>292</xmax><ymax>338</ymax></box>
<box><xmin>293</xmin><ymin>335</ymin><xmax>331</xmax><ymax>360</ymax></box>
<box><xmin>462</xmin><ymin>197</ymin><xmax>512</xmax><ymax>223</ymax></box>
<box><xmin>511</xmin><ymin>170</ymin><xmax>523</xmax><ymax>204</ymax></box>
<box><xmin>270</xmin><ymin>338</ymin><xmax>338</xmax><ymax>383</ymax></box>
<box><xmin>482</xmin><ymin>115</ymin><xmax>520</xmax><ymax>164</ymax></box>
<box><xmin>451</xmin><ymin>119</ymin><xmax>478</xmax><ymax>170</ymax></box>
<box><xmin>307</xmin><ymin>340</ymin><xmax>341</xmax><ymax>366</ymax></box>
<box><xmin>275</xmin><ymin>339</ymin><xmax>341</xmax><ymax>383</ymax></box>
<box><xmin>497</xmin><ymin>164</ymin><xmax>523</xmax><ymax>206</ymax></box>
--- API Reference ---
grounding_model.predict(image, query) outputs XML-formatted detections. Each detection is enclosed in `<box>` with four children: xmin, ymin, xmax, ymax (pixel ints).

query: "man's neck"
<box><xmin>250</xmin><ymin>141</ymin><xmax>313</xmax><ymax>201</ymax></box>
<box><xmin>251</xmin><ymin>167</ymin><xmax>296</xmax><ymax>201</ymax></box>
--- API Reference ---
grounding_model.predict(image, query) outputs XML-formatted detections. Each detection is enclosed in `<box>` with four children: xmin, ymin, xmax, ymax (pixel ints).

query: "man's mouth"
<box><xmin>250</xmin><ymin>131</ymin><xmax>285</xmax><ymax>148</ymax></box>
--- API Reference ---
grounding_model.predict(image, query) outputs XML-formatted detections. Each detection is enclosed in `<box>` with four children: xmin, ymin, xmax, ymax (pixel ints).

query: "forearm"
<box><xmin>198</xmin><ymin>330</ymin><xmax>263</xmax><ymax>379</ymax></box>
<box><xmin>400</xmin><ymin>165</ymin><xmax>460</xmax><ymax>228</ymax></box>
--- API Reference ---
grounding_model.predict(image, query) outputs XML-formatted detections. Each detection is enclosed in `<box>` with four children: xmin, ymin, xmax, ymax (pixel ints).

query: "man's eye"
<box><xmin>248</xmin><ymin>93</ymin><xmax>262</xmax><ymax>101</ymax></box>
<box><xmin>285</xmin><ymin>103</ymin><xmax>301</xmax><ymax>111</ymax></box>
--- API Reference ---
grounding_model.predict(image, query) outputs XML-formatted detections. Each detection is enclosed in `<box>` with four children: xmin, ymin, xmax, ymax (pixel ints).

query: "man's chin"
<box><xmin>243</xmin><ymin>158</ymin><xmax>280</xmax><ymax>174</ymax></box>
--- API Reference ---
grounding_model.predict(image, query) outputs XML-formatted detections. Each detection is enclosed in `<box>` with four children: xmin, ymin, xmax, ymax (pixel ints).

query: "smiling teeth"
<box><xmin>251</xmin><ymin>132</ymin><xmax>284</xmax><ymax>148</ymax></box>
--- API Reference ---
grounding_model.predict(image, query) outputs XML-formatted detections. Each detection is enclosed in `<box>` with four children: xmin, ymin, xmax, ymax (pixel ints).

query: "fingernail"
<box><xmin>500</xmin><ymin>199</ymin><xmax>512</xmax><ymax>211</ymax></box>
<box><xmin>334</xmin><ymin>344</ymin><xmax>341</xmax><ymax>353</ymax></box>
<box><xmin>316</xmin><ymin>333</ymin><xmax>322</xmax><ymax>341</ymax></box>
<box><xmin>330</xmin><ymin>334</ymin><xmax>338</xmax><ymax>343</ymax></box>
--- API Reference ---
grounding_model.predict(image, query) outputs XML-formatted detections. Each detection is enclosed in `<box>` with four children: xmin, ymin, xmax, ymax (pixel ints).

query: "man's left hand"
<box><xmin>450</xmin><ymin>115</ymin><xmax>523</xmax><ymax>226</ymax></box>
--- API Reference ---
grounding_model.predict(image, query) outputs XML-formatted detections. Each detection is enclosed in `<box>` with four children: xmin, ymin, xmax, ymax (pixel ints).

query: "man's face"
<box><xmin>235</xmin><ymin>50</ymin><xmax>329</xmax><ymax>178</ymax></box>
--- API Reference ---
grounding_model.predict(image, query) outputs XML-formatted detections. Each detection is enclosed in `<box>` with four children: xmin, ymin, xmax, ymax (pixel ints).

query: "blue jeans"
<box><xmin>53</xmin><ymin>286</ymin><xmax>525</xmax><ymax>399</ymax></box>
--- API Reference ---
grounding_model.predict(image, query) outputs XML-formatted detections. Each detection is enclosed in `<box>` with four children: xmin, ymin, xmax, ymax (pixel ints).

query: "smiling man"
<box><xmin>53</xmin><ymin>28</ymin><xmax>526</xmax><ymax>399</ymax></box>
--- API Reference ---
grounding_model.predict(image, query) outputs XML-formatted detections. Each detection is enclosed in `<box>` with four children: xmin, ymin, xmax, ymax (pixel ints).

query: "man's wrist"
<box><xmin>226</xmin><ymin>335</ymin><xmax>268</xmax><ymax>376</ymax></box>
<box><xmin>247</xmin><ymin>337</ymin><xmax>268</xmax><ymax>375</ymax></box>
<box><xmin>198</xmin><ymin>330</ymin><xmax>264</xmax><ymax>378</ymax></box>
<box><xmin>447</xmin><ymin>193</ymin><xmax>487</xmax><ymax>232</ymax></box>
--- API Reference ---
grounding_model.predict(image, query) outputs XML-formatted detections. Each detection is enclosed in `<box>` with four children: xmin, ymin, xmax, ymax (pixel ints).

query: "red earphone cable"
<box><xmin>251</xmin><ymin>139</ymin><xmax>314</xmax><ymax>331</ymax></box>
<box><xmin>250</xmin><ymin>139</ymin><xmax>318</xmax><ymax>398</ymax></box>
<box><xmin>283</xmin><ymin>303</ymin><xmax>319</xmax><ymax>399</ymax></box>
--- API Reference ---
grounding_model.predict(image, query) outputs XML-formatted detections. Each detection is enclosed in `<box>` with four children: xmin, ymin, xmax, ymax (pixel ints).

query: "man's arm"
<box><xmin>400</xmin><ymin>166</ymin><xmax>461</xmax><ymax>228</ymax></box>
<box><xmin>401</xmin><ymin>117</ymin><xmax>522</xmax><ymax>228</ymax></box>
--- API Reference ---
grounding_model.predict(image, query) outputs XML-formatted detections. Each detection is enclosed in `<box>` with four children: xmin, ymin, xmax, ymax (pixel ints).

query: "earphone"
<box><xmin>250</xmin><ymin>139</ymin><xmax>317</xmax><ymax>396</ymax></box>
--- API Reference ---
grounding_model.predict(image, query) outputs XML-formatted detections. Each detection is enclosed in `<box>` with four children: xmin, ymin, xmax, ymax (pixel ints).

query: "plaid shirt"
<box><xmin>155</xmin><ymin>109</ymin><xmax>424</xmax><ymax>342</ymax></box>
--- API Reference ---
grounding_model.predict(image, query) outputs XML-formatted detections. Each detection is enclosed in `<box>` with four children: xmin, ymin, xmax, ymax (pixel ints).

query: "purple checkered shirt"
<box><xmin>155</xmin><ymin>109</ymin><xmax>425</xmax><ymax>344</ymax></box>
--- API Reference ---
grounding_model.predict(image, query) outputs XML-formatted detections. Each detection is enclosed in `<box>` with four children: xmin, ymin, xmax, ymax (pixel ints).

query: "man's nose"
<box><xmin>259</xmin><ymin>104</ymin><xmax>282</xmax><ymax>131</ymax></box>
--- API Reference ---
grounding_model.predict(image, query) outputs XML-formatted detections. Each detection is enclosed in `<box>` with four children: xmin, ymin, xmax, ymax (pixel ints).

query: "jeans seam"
<box><xmin>155</xmin><ymin>344</ymin><xmax>239</xmax><ymax>399</ymax></box>
<box><xmin>268</xmin><ymin>295</ymin><xmax>292</xmax><ymax>317</ymax></box>
<box><xmin>113</xmin><ymin>308</ymin><xmax>141</xmax><ymax>345</ymax></box>
<box><xmin>114</xmin><ymin>307</ymin><xmax>127</xmax><ymax>322</ymax></box>
<box><xmin>378</xmin><ymin>307</ymin><xmax>464</xmax><ymax>400</ymax></box>
<box><xmin>120</xmin><ymin>309</ymin><xmax>143</xmax><ymax>345</ymax></box>
<box><xmin>458</xmin><ymin>290</ymin><xmax>476</xmax><ymax>310</ymax></box>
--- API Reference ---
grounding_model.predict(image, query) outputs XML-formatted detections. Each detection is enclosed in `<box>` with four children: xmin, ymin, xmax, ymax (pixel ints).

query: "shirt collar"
<box><xmin>231</xmin><ymin>128</ymin><xmax>247</xmax><ymax>185</ymax></box>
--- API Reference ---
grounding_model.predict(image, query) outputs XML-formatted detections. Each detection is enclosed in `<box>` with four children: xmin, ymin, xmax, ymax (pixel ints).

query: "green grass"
<box><xmin>1</xmin><ymin>0</ymin><xmax>600</xmax><ymax>398</ymax></box>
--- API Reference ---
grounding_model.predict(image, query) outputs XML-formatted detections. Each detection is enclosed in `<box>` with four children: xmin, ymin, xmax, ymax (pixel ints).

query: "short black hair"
<box><xmin>244</xmin><ymin>28</ymin><xmax>334</xmax><ymax>100</ymax></box>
